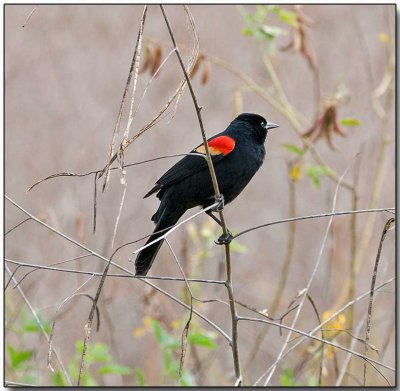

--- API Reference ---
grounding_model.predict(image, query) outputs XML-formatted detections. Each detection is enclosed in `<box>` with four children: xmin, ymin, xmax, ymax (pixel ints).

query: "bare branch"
<box><xmin>102</xmin><ymin>5</ymin><xmax>147</xmax><ymax>191</ymax></box>
<box><xmin>233</xmin><ymin>208</ymin><xmax>395</xmax><ymax>240</ymax></box>
<box><xmin>48</xmin><ymin>277</ymin><xmax>98</xmax><ymax>372</ymax></box>
<box><xmin>254</xmin><ymin>277</ymin><xmax>395</xmax><ymax>385</ymax></box>
<box><xmin>27</xmin><ymin>152</ymin><xmax>207</xmax><ymax>192</ymax></box>
<box><xmin>5</xmin><ymin>258</ymin><xmax>225</xmax><ymax>284</ymax></box>
<box><xmin>5</xmin><ymin>196</ymin><xmax>230</xmax><ymax>343</ymax></box>
<box><xmin>5</xmin><ymin>217</ymin><xmax>32</xmax><ymax>235</ymax></box>
<box><xmin>160</xmin><ymin>5</ymin><xmax>242</xmax><ymax>384</ymax></box>
<box><xmin>364</xmin><ymin>218</ymin><xmax>395</xmax><ymax>385</ymax></box>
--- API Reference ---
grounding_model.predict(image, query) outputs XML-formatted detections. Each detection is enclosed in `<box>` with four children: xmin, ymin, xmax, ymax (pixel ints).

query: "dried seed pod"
<box><xmin>201</xmin><ymin>61</ymin><xmax>211</xmax><ymax>85</ymax></box>
<box><xmin>150</xmin><ymin>43</ymin><xmax>163</xmax><ymax>76</ymax></box>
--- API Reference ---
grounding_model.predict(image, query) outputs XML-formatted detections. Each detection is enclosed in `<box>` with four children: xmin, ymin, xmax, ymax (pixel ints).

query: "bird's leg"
<box><xmin>212</xmin><ymin>194</ymin><xmax>225</xmax><ymax>212</ymax></box>
<box><xmin>205</xmin><ymin>209</ymin><xmax>233</xmax><ymax>245</ymax></box>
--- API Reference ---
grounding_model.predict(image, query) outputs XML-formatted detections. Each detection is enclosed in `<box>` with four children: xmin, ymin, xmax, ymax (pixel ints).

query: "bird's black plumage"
<box><xmin>135</xmin><ymin>113</ymin><xmax>279</xmax><ymax>276</ymax></box>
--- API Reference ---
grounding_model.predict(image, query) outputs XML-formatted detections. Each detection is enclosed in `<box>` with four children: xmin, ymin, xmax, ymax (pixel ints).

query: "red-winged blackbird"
<box><xmin>135</xmin><ymin>113</ymin><xmax>279</xmax><ymax>276</ymax></box>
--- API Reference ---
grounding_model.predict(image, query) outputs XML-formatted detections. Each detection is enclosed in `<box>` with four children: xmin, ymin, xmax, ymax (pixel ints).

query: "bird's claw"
<box><xmin>213</xmin><ymin>195</ymin><xmax>225</xmax><ymax>212</ymax></box>
<box><xmin>215</xmin><ymin>230</ymin><xmax>233</xmax><ymax>245</ymax></box>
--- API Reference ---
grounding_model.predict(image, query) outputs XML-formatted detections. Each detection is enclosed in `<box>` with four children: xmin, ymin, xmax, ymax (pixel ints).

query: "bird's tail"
<box><xmin>135</xmin><ymin>207</ymin><xmax>184</xmax><ymax>276</ymax></box>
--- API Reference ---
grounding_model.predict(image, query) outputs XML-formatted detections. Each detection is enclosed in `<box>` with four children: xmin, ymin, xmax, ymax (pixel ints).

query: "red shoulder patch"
<box><xmin>195</xmin><ymin>136</ymin><xmax>236</xmax><ymax>156</ymax></box>
<box><xmin>208</xmin><ymin>136</ymin><xmax>236</xmax><ymax>155</ymax></box>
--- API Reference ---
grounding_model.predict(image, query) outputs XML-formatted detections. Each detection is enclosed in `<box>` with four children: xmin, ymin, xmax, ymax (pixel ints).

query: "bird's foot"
<box><xmin>215</xmin><ymin>229</ymin><xmax>233</xmax><ymax>245</ymax></box>
<box><xmin>212</xmin><ymin>194</ymin><xmax>225</xmax><ymax>212</ymax></box>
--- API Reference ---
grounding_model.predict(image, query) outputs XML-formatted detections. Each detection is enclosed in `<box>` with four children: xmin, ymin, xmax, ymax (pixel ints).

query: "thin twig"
<box><xmin>48</xmin><ymin>277</ymin><xmax>97</xmax><ymax>372</ymax></box>
<box><xmin>27</xmin><ymin>152</ymin><xmax>207</xmax><ymax>192</ymax></box>
<box><xmin>254</xmin><ymin>277</ymin><xmax>395</xmax><ymax>385</ymax></box>
<box><xmin>233</xmin><ymin>208</ymin><xmax>395</xmax><ymax>240</ymax></box>
<box><xmin>160</xmin><ymin>5</ymin><xmax>242</xmax><ymax>384</ymax></box>
<box><xmin>238</xmin><ymin>316</ymin><xmax>394</xmax><ymax>372</ymax></box>
<box><xmin>5</xmin><ymin>196</ymin><xmax>231</xmax><ymax>343</ymax></box>
<box><xmin>165</xmin><ymin>239</ymin><xmax>194</xmax><ymax>386</ymax></box>
<box><xmin>363</xmin><ymin>218</ymin><xmax>395</xmax><ymax>385</ymax></box>
<box><xmin>5</xmin><ymin>217</ymin><xmax>32</xmax><ymax>235</ymax></box>
<box><xmin>11</xmin><ymin>254</ymin><xmax>91</xmax><ymax>290</ymax></box>
<box><xmin>96</xmin><ymin>7</ymin><xmax>199</xmax><ymax>183</ymax></box>
<box><xmin>102</xmin><ymin>5</ymin><xmax>147</xmax><ymax>191</ymax></box>
<box><xmin>5</xmin><ymin>258</ymin><xmax>225</xmax><ymax>284</ymax></box>
<box><xmin>22</xmin><ymin>5</ymin><xmax>38</xmax><ymax>28</ymax></box>
<box><xmin>305</xmin><ymin>294</ymin><xmax>324</xmax><ymax>386</ymax></box>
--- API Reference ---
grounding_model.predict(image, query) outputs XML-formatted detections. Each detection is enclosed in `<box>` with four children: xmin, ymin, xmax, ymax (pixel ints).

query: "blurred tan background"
<box><xmin>5</xmin><ymin>4</ymin><xmax>395</xmax><ymax>386</ymax></box>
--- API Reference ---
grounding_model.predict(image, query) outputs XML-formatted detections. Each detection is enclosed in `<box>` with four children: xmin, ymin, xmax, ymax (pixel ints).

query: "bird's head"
<box><xmin>233</xmin><ymin>113</ymin><xmax>279</xmax><ymax>143</ymax></box>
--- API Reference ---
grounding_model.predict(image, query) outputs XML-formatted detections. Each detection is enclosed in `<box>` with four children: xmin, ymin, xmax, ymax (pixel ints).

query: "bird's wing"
<box><xmin>144</xmin><ymin>135</ymin><xmax>236</xmax><ymax>198</ymax></box>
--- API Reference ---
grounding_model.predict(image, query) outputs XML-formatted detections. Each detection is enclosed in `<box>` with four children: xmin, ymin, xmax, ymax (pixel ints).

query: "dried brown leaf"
<box><xmin>150</xmin><ymin>43</ymin><xmax>163</xmax><ymax>76</ymax></box>
<box><xmin>201</xmin><ymin>61</ymin><xmax>211</xmax><ymax>85</ymax></box>
<box><xmin>190</xmin><ymin>52</ymin><xmax>204</xmax><ymax>78</ymax></box>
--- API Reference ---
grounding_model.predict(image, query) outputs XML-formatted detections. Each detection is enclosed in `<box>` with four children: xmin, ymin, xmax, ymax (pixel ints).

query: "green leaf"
<box><xmin>22</xmin><ymin>372</ymin><xmax>39</xmax><ymax>386</ymax></box>
<box><xmin>7</xmin><ymin>345</ymin><xmax>33</xmax><ymax>369</ymax></box>
<box><xmin>340</xmin><ymin>118</ymin><xmax>361</xmax><ymax>126</ymax></box>
<box><xmin>268</xmin><ymin>5</ymin><xmax>282</xmax><ymax>13</ymax></box>
<box><xmin>280</xmin><ymin>367</ymin><xmax>298</xmax><ymax>386</ymax></box>
<box><xmin>82</xmin><ymin>373</ymin><xmax>97</xmax><ymax>386</ymax></box>
<box><xmin>91</xmin><ymin>342</ymin><xmax>111</xmax><ymax>363</ymax></box>
<box><xmin>68</xmin><ymin>358</ymin><xmax>97</xmax><ymax>386</ymax></box>
<box><xmin>99</xmin><ymin>363</ymin><xmax>132</xmax><ymax>375</ymax></box>
<box><xmin>163</xmin><ymin>350</ymin><xmax>173</xmax><ymax>375</ymax></box>
<box><xmin>181</xmin><ymin>369</ymin><xmax>197</xmax><ymax>386</ymax></box>
<box><xmin>281</xmin><ymin>143</ymin><xmax>305</xmax><ymax>156</ymax></box>
<box><xmin>259</xmin><ymin>25</ymin><xmax>286</xmax><ymax>40</ymax></box>
<box><xmin>306</xmin><ymin>165</ymin><xmax>333</xmax><ymax>188</ymax></box>
<box><xmin>163</xmin><ymin>351</ymin><xmax>180</xmax><ymax>379</ymax></box>
<box><xmin>188</xmin><ymin>332</ymin><xmax>218</xmax><ymax>349</ymax></box>
<box><xmin>134</xmin><ymin>367</ymin><xmax>147</xmax><ymax>386</ymax></box>
<box><xmin>243</xmin><ymin>11</ymin><xmax>255</xmax><ymax>26</ymax></box>
<box><xmin>152</xmin><ymin>320</ymin><xmax>180</xmax><ymax>349</ymax></box>
<box><xmin>278</xmin><ymin>9</ymin><xmax>299</xmax><ymax>28</ymax></box>
<box><xmin>152</xmin><ymin>319</ymin><xmax>166</xmax><ymax>344</ymax></box>
<box><xmin>242</xmin><ymin>27</ymin><xmax>254</xmax><ymax>36</ymax></box>
<box><xmin>51</xmin><ymin>371</ymin><xmax>68</xmax><ymax>386</ymax></box>
<box><xmin>68</xmin><ymin>360</ymin><xmax>79</xmax><ymax>381</ymax></box>
<box><xmin>76</xmin><ymin>340</ymin><xmax>111</xmax><ymax>364</ymax></box>
<box><xmin>21</xmin><ymin>307</ymin><xmax>52</xmax><ymax>334</ymax></box>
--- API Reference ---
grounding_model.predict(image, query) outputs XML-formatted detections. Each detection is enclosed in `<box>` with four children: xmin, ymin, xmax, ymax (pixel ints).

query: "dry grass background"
<box><xmin>5</xmin><ymin>4</ymin><xmax>395</xmax><ymax>386</ymax></box>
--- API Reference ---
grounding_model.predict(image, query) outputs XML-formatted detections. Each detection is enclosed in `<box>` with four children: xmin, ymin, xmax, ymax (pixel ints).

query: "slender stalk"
<box><xmin>363</xmin><ymin>218</ymin><xmax>395</xmax><ymax>385</ymax></box>
<box><xmin>160</xmin><ymin>5</ymin><xmax>242</xmax><ymax>384</ymax></box>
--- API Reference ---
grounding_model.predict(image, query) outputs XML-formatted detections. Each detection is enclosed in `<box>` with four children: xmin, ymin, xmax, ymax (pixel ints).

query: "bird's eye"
<box><xmin>261</xmin><ymin>121</ymin><xmax>266</xmax><ymax>128</ymax></box>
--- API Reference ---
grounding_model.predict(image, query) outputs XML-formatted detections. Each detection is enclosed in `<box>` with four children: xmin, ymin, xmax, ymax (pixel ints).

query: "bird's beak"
<box><xmin>266</xmin><ymin>122</ymin><xmax>279</xmax><ymax>130</ymax></box>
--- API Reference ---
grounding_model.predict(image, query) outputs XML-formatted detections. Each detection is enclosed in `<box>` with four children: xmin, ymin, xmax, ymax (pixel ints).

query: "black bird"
<box><xmin>135</xmin><ymin>113</ymin><xmax>279</xmax><ymax>276</ymax></box>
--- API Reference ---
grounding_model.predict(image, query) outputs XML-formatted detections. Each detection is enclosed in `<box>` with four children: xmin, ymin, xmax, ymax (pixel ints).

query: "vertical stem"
<box><xmin>225</xmin><ymin>244</ymin><xmax>242</xmax><ymax>383</ymax></box>
<box><xmin>160</xmin><ymin>5</ymin><xmax>241</xmax><ymax>385</ymax></box>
